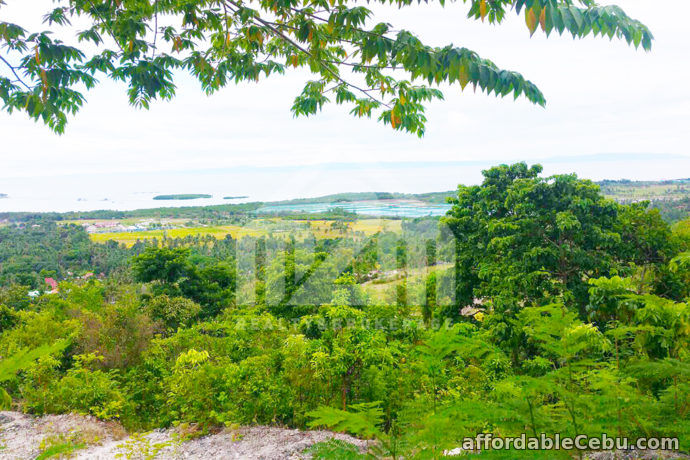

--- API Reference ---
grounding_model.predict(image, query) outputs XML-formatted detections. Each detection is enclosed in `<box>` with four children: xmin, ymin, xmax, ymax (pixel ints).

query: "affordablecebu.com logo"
<box><xmin>455</xmin><ymin>434</ymin><xmax>679</xmax><ymax>452</ymax></box>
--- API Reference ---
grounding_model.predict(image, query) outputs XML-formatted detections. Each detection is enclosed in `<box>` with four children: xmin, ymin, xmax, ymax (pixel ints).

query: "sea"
<box><xmin>1</xmin><ymin>155</ymin><xmax>689</xmax><ymax>216</ymax></box>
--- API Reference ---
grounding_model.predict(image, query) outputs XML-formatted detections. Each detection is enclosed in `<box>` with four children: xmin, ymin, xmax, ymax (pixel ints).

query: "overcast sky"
<box><xmin>0</xmin><ymin>0</ymin><xmax>689</xmax><ymax>179</ymax></box>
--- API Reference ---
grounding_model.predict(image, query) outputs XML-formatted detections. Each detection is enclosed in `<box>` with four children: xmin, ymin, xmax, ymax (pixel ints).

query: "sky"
<box><xmin>0</xmin><ymin>0</ymin><xmax>689</xmax><ymax>183</ymax></box>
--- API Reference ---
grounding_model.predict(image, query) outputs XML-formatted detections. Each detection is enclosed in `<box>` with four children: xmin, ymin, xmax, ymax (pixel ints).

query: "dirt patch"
<box><xmin>0</xmin><ymin>411</ymin><xmax>368</xmax><ymax>459</ymax></box>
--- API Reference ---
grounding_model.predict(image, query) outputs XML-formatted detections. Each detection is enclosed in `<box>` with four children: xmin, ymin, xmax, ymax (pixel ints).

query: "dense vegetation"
<box><xmin>598</xmin><ymin>178</ymin><xmax>690</xmax><ymax>223</ymax></box>
<box><xmin>653</xmin><ymin>197</ymin><xmax>690</xmax><ymax>224</ymax></box>
<box><xmin>0</xmin><ymin>202</ymin><xmax>263</xmax><ymax>224</ymax></box>
<box><xmin>1</xmin><ymin>163</ymin><xmax>689</xmax><ymax>457</ymax></box>
<box><xmin>271</xmin><ymin>191</ymin><xmax>456</xmax><ymax>205</ymax></box>
<box><xmin>0</xmin><ymin>223</ymin><xmax>131</xmax><ymax>288</ymax></box>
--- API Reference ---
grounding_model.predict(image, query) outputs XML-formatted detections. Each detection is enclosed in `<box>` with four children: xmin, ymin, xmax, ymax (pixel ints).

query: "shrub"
<box><xmin>23</xmin><ymin>353</ymin><xmax>130</xmax><ymax>420</ymax></box>
<box><xmin>77</xmin><ymin>303</ymin><xmax>159</xmax><ymax>369</ymax></box>
<box><xmin>146</xmin><ymin>295</ymin><xmax>201</xmax><ymax>331</ymax></box>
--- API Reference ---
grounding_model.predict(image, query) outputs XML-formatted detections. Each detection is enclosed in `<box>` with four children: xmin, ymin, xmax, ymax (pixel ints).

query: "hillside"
<box><xmin>1</xmin><ymin>163</ymin><xmax>689</xmax><ymax>457</ymax></box>
<box><xmin>269</xmin><ymin>190</ymin><xmax>456</xmax><ymax>205</ymax></box>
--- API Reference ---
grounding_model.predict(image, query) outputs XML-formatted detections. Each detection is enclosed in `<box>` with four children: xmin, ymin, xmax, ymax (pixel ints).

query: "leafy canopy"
<box><xmin>442</xmin><ymin>162</ymin><xmax>677</xmax><ymax>316</ymax></box>
<box><xmin>0</xmin><ymin>0</ymin><xmax>652</xmax><ymax>135</ymax></box>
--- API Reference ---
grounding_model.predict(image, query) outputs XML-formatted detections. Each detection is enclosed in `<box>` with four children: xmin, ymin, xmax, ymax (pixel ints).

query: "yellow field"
<box><xmin>89</xmin><ymin>218</ymin><xmax>403</xmax><ymax>246</ymax></box>
<box><xmin>351</xmin><ymin>219</ymin><xmax>402</xmax><ymax>234</ymax></box>
<box><xmin>304</xmin><ymin>219</ymin><xmax>402</xmax><ymax>237</ymax></box>
<box><xmin>90</xmin><ymin>225</ymin><xmax>266</xmax><ymax>247</ymax></box>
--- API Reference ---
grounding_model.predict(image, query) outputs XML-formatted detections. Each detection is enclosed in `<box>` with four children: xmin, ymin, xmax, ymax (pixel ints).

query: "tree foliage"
<box><xmin>0</xmin><ymin>0</ymin><xmax>652</xmax><ymax>135</ymax></box>
<box><xmin>442</xmin><ymin>163</ymin><xmax>679</xmax><ymax>316</ymax></box>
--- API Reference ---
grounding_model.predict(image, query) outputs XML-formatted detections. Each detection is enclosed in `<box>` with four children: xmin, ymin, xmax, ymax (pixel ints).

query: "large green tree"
<box><xmin>442</xmin><ymin>163</ymin><xmax>677</xmax><ymax>317</ymax></box>
<box><xmin>1</xmin><ymin>0</ymin><xmax>651</xmax><ymax>135</ymax></box>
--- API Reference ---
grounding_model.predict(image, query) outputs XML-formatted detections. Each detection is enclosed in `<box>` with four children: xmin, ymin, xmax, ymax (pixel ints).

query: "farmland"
<box><xmin>89</xmin><ymin>225</ymin><xmax>266</xmax><ymax>246</ymax></box>
<box><xmin>599</xmin><ymin>179</ymin><xmax>690</xmax><ymax>202</ymax></box>
<box><xmin>86</xmin><ymin>218</ymin><xmax>404</xmax><ymax>246</ymax></box>
<box><xmin>361</xmin><ymin>262</ymin><xmax>453</xmax><ymax>304</ymax></box>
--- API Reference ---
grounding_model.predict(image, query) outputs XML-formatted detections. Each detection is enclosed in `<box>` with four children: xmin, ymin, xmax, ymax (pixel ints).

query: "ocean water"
<box><xmin>1</xmin><ymin>155</ymin><xmax>689</xmax><ymax>214</ymax></box>
<box><xmin>257</xmin><ymin>201</ymin><xmax>452</xmax><ymax>217</ymax></box>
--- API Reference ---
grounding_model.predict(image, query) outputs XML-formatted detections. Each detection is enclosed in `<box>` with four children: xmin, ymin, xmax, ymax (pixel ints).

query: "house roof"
<box><xmin>44</xmin><ymin>277</ymin><xmax>58</xmax><ymax>289</ymax></box>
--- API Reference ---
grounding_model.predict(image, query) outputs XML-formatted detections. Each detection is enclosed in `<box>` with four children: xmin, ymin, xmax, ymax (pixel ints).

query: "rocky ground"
<box><xmin>0</xmin><ymin>411</ymin><xmax>368</xmax><ymax>459</ymax></box>
<box><xmin>2</xmin><ymin>411</ymin><xmax>687</xmax><ymax>459</ymax></box>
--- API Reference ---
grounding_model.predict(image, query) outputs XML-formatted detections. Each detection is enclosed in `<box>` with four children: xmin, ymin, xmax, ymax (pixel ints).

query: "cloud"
<box><xmin>0</xmin><ymin>0</ymin><xmax>688</xmax><ymax>180</ymax></box>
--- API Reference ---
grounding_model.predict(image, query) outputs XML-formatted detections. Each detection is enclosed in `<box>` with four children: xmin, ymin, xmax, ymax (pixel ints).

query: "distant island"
<box><xmin>0</xmin><ymin>193</ymin><xmax>7</xmax><ymax>199</ymax></box>
<box><xmin>223</xmin><ymin>196</ymin><xmax>249</xmax><ymax>200</ymax></box>
<box><xmin>269</xmin><ymin>191</ymin><xmax>455</xmax><ymax>206</ymax></box>
<box><xmin>153</xmin><ymin>194</ymin><xmax>212</xmax><ymax>201</ymax></box>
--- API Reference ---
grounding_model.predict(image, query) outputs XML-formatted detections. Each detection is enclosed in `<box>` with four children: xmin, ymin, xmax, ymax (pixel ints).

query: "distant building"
<box><xmin>44</xmin><ymin>277</ymin><xmax>59</xmax><ymax>293</ymax></box>
<box><xmin>94</xmin><ymin>221</ymin><xmax>119</xmax><ymax>228</ymax></box>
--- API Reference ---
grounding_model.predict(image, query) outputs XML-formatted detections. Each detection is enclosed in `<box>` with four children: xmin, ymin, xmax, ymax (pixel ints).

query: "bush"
<box><xmin>146</xmin><ymin>295</ymin><xmax>201</xmax><ymax>331</ymax></box>
<box><xmin>77</xmin><ymin>303</ymin><xmax>159</xmax><ymax>369</ymax></box>
<box><xmin>23</xmin><ymin>353</ymin><xmax>130</xmax><ymax>420</ymax></box>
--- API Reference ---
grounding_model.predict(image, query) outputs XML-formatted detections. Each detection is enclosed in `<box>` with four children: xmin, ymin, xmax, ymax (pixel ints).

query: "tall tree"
<box><xmin>255</xmin><ymin>236</ymin><xmax>267</xmax><ymax>305</ymax></box>
<box><xmin>1</xmin><ymin>1</ymin><xmax>652</xmax><ymax>135</ymax></box>
<box><xmin>441</xmin><ymin>162</ymin><xmax>676</xmax><ymax>317</ymax></box>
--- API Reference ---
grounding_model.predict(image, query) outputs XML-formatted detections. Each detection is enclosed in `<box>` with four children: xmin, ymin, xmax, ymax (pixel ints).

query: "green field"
<box><xmin>599</xmin><ymin>180</ymin><xmax>690</xmax><ymax>202</ymax></box>
<box><xmin>362</xmin><ymin>263</ymin><xmax>453</xmax><ymax>303</ymax></box>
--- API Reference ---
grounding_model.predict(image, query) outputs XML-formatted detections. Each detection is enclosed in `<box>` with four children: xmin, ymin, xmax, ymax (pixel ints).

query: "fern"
<box><xmin>305</xmin><ymin>439</ymin><xmax>365</xmax><ymax>460</ymax></box>
<box><xmin>0</xmin><ymin>339</ymin><xmax>69</xmax><ymax>383</ymax></box>
<box><xmin>0</xmin><ymin>339</ymin><xmax>69</xmax><ymax>409</ymax></box>
<box><xmin>307</xmin><ymin>402</ymin><xmax>383</xmax><ymax>439</ymax></box>
<box><xmin>670</xmin><ymin>252</ymin><xmax>690</xmax><ymax>273</ymax></box>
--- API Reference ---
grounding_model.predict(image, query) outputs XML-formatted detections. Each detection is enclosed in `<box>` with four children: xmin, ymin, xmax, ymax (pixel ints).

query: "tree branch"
<box><xmin>151</xmin><ymin>1</ymin><xmax>159</xmax><ymax>59</ymax></box>
<box><xmin>0</xmin><ymin>55</ymin><xmax>31</xmax><ymax>90</ymax></box>
<box><xmin>224</xmin><ymin>0</ymin><xmax>389</xmax><ymax>108</ymax></box>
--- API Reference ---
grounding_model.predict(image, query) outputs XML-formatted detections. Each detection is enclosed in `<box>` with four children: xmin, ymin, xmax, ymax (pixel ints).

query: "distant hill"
<box><xmin>0</xmin><ymin>193</ymin><xmax>7</xmax><ymax>199</ymax></box>
<box><xmin>269</xmin><ymin>178</ymin><xmax>690</xmax><ymax>209</ymax></box>
<box><xmin>3</xmin><ymin>179</ymin><xmax>690</xmax><ymax>224</ymax></box>
<box><xmin>270</xmin><ymin>190</ymin><xmax>456</xmax><ymax>205</ymax></box>
<box><xmin>153</xmin><ymin>194</ymin><xmax>212</xmax><ymax>201</ymax></box>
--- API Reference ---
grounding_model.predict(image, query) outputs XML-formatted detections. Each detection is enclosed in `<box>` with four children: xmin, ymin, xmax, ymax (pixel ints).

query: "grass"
<box><xmin>351</xmin><ymin>219</ymin><xmax>402</xmax><ymax>235</ymax></box>
<box><xmin>305</xmin><ymin>440</ymin><xmax>365</xmax><ymax>460</ymax></box>
<box><xmin>304</xmin><ymin>219</ymin><xmax>402</xmax><ymax>238</ymax></box>
<box><xmin>35</xmin><ymin>441</ymin><xmax>85</xmax><ymax>460</ymax></box>
<box><xmin>601</xmin><ymin>182</ymin><xmax>690</xmax><ymax>202</ymax></box>
<box><xmin>362</xmin><ymin>263</ymin><xmax>452</xmax><ymax>303</ymax></box>
<box><xmin>89</xmin><ymin>218</ymin><xmax>403</xmax><ymax>246</ymax></box>
<box><xmin>90</xmin><ymin>225</ymin><xmax>266</xmax><ymax>247</ymax></box>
